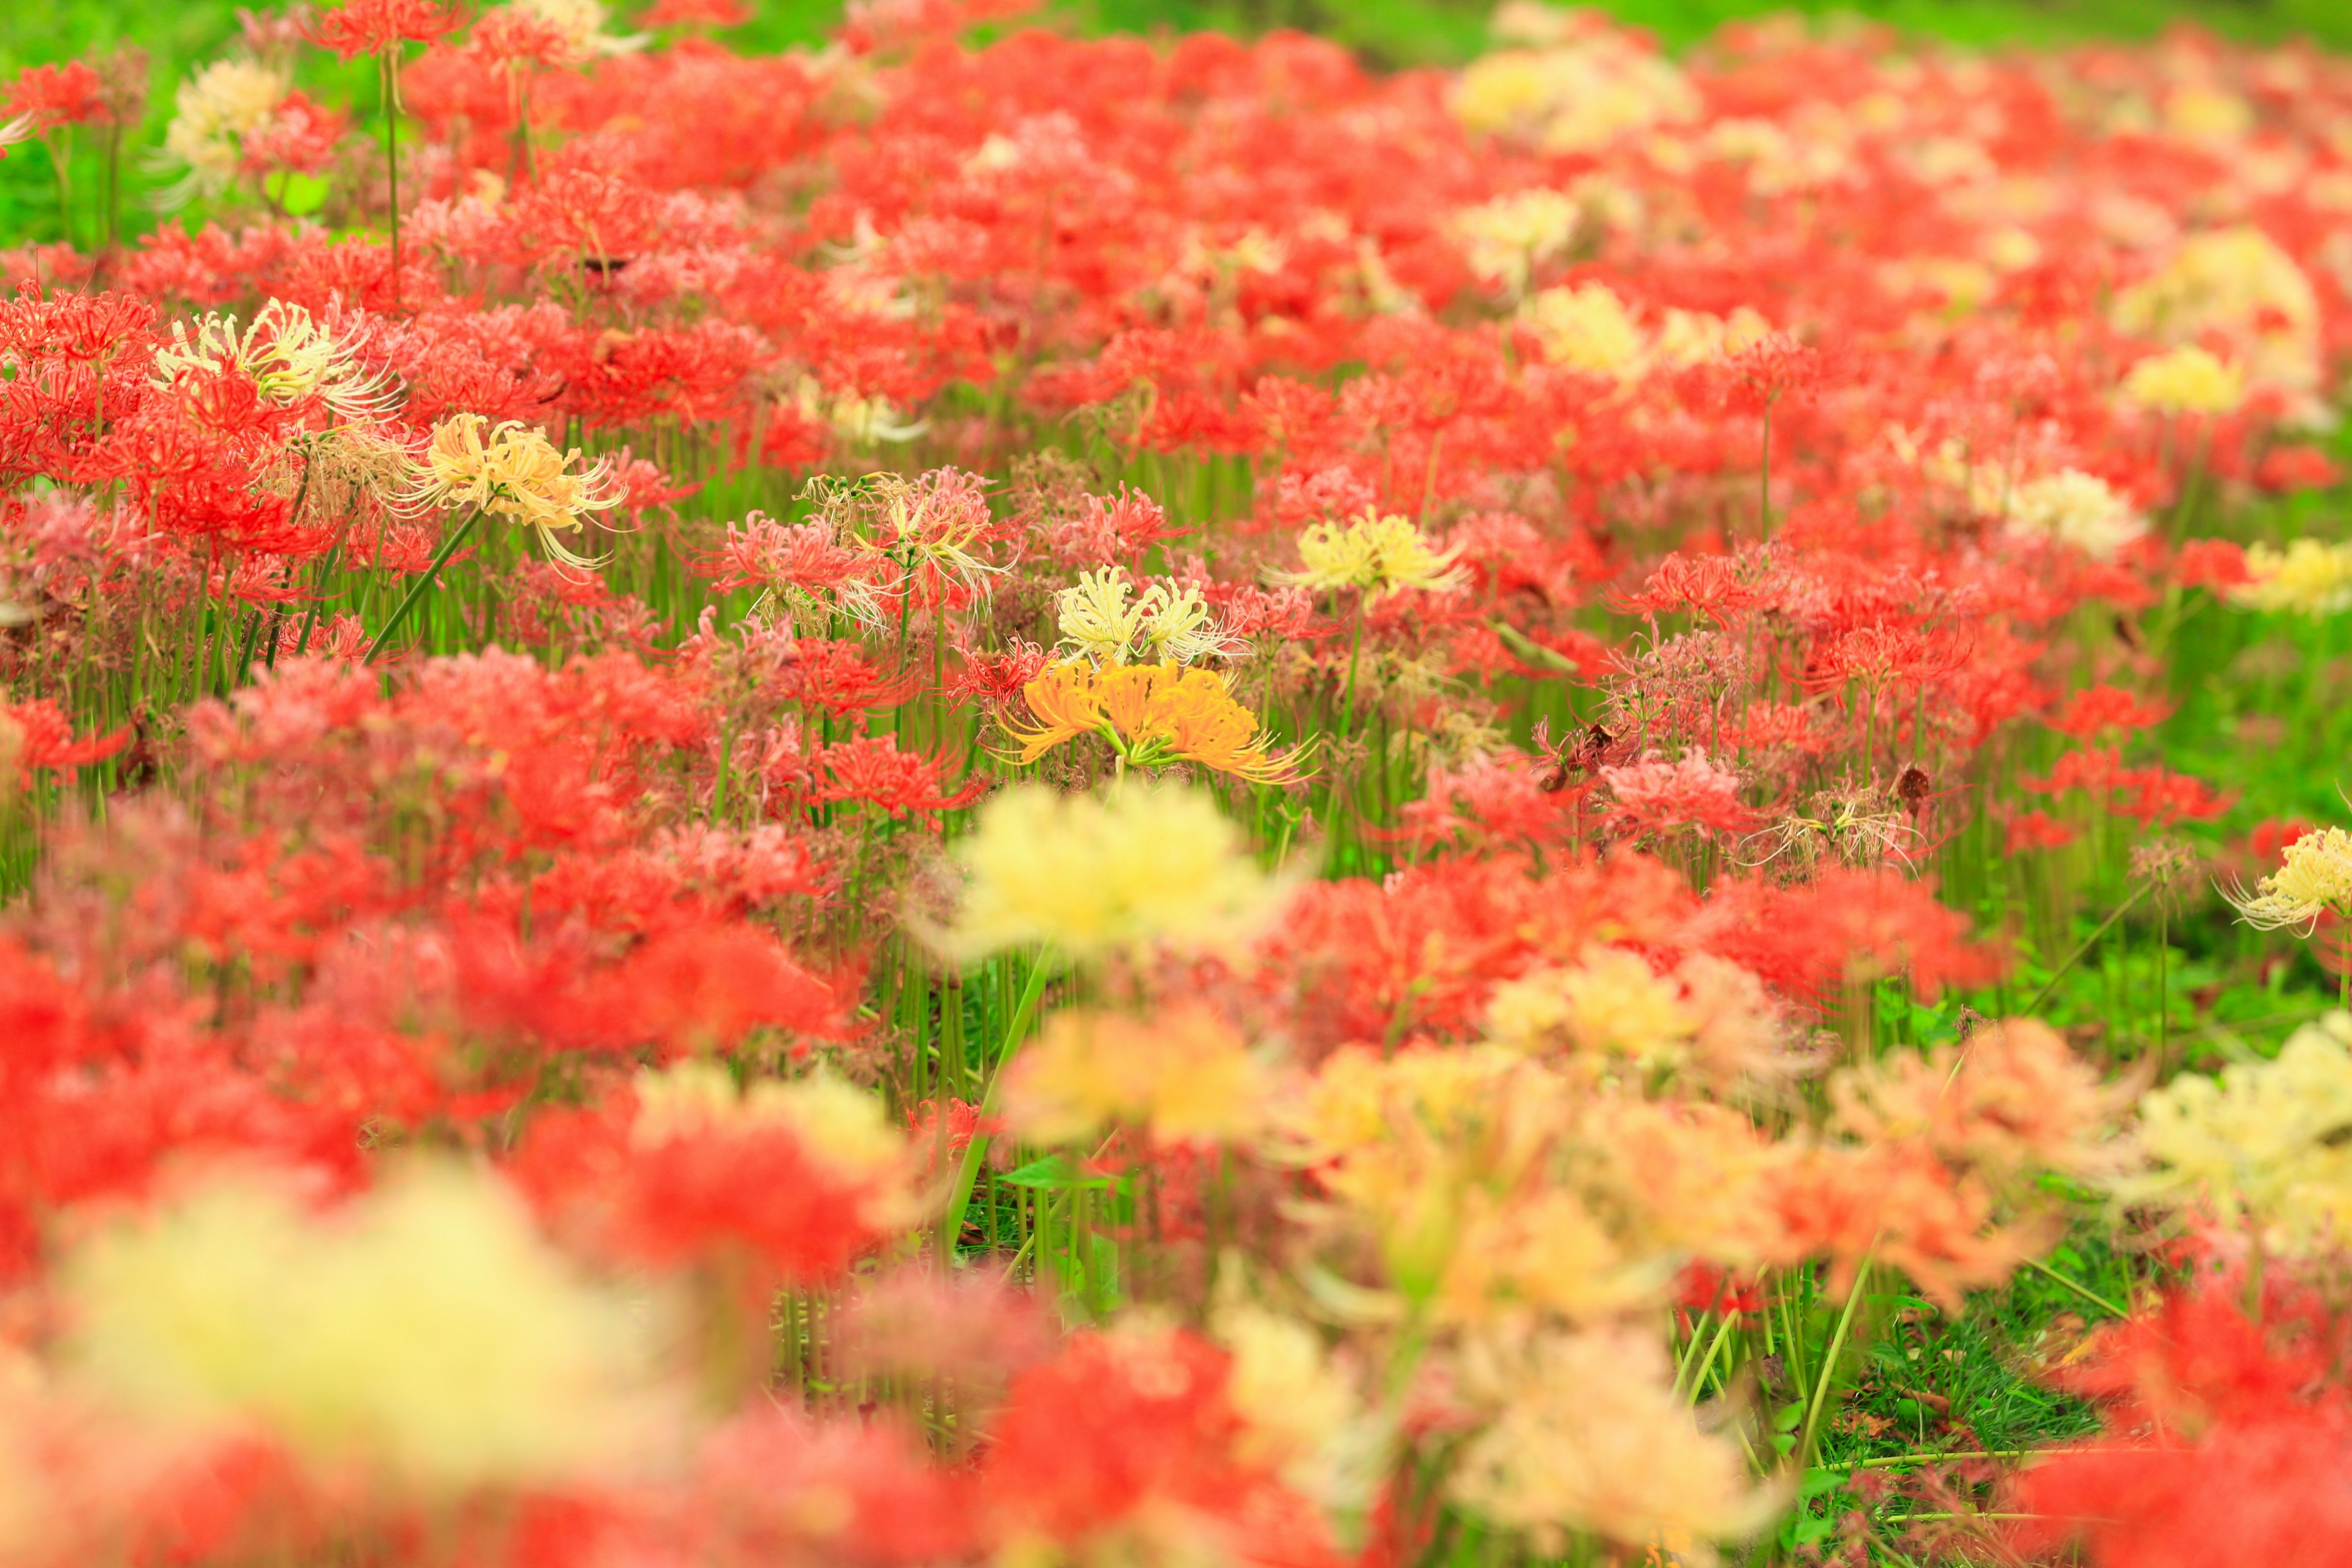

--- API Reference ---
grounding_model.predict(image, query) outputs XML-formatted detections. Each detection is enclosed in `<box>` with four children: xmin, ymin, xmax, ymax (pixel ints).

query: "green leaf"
<box><xmin>1000</xmin><ymin>1155</ymin><xmax>1109</xmax><ymax>1191</ymax></box>
<box><xmin>266</xmin><ymin>171</ymin><xmax>330</xmax><ymax>216</ymax></box>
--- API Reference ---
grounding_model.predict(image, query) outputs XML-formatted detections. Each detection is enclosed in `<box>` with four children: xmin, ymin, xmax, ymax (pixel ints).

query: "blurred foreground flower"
<box><xmin>2124</xmin><ymin>1011</ymin><xmax>2352</xmax><ymax>1256</ymax></box>
<box><xmin>935</xmin><ymin>783</ymin><xmax>1286</xmax><ymax>963</ymax></box>
<box><xmin>2228</xmin><ymin>538</ymin><xmax>2352</xmax><ymax>616</ymax></box>
<box><xmin>62</xmin><ymin>1163</ymin><xmax>665</xmax><ymax>1493</ymax></box>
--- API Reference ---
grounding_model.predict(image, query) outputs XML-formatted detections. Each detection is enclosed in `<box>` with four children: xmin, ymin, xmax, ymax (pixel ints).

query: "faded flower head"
<box><xmin>935</xmin><ymin>782</ymin><xmax>1287</xmax><ymax>964</ymax></box>
<box><xmin>400</xmin><ymin>412</ymin><xmax>622</xmax><ymax>570</ymax></box>
<box><xmin>1446</xmin><ymin>1324</ymin><xmax>1773</xmax><ymax>1558</ymax></box>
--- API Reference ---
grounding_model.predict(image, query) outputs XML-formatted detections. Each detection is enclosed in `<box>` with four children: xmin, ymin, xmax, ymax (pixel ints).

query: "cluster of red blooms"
<box><xmin>0</xmin><ymin>0</ymin><xmax>2348</xmax><ymax>1563</ymax></box>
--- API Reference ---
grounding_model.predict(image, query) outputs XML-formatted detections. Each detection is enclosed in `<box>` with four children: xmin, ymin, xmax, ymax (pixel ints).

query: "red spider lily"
<box><xmin>306</xmin><ymin>0</ymin><xmax>466</xmax><ymax>61</ymax></box>
<box><xmin>2048</xmin><ymin>683</ymin><xmax>2174</xmax><ymax>737</ymax></box>
<box><xmin>511</xmin><ymin>1091</ymin><xmax>892</xmax><ymax>1285</ymax></box>
<box><xmin>2174</xmin><ymin>538</ymin><xmax>2250</xmax><ymax>591</ymax></box>
<box><xmin>2003</xmin><ymin>808</ymin><xmax>2080</xmax><ymax>854</ymax></box>
<box><xmin>1</xmin><ymin>696</ymin><xmax>130</xmax><ymax>777</ymax></box>
<box><xmin>1611</xmin><ymin>551</ymin><xmax>1768</xmax><ymax>625</ymax></box>
<box><xmin>2011</xmin><ymin>1289</ymin><xmax>2352</xmax><ymax>1567</ymax></box>
<box><xmin>5</xmin><ymin>61</ymin><xmax>108</xmax><ymax>130</ymax></box>
<box><xmin>982</xmin><ymin>1327</ymin><xmax>1336</xmax><ymax>1566</ymax></box>
<box><xmin>813</xmin><ymin>734</ymin><xmax>987</xmax><ymax>818</ymax></box>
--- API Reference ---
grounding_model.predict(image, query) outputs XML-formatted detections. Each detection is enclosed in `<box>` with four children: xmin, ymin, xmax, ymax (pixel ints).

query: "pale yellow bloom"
<box><xmin>1453</xmin><ymin>35</ymin><xmax>1697</xmax><ymax>155</ymax></box>
<box><xmin>1651</xmin><ymin>304</ymin><xmax>1771</xmax><ymax>369</ymax></box>
<box><xmin>636</xmin><ymin>1061</ymin><xmax>907</xmax><ymax>1186</ymax></box>
<box><xmin>1213</xmin><ymin>1298</ymin><xmax>1385</xmax><ymax>1515</ymax></box>
<box><xmin>2003</xmin><ymin>469</ymin><xmax>2149</xmax><ymax>559</ymax></box>
<box><xmin>163</xmin><ymin>59</ymin><xmax>290</xmax><ymax>194</ymax></box>
<box><xmin>2127</xmin><ymin>1011</ymin><xmax>2352</xmax><ymax>1256</ymax></box>
<box><xmin>1517</xmin><ymin>284</ymin><xmax>1647</xmax><ymax>380</ymax></box>
<box><xmin>1447</xmin><ymin>1325</ymin><xmax>1774</xmax><ymax>1558</ymax></box>
<box><xmin>399</xmin><ymin>412</ymin><xmax>622</xmax><ymax>570</ymax></box>
<box><xmin>2114</xmin><ymin>226</ymin><xmax>2321</xmax><ymax>410</ymax></box>
<box><xmin>1004</xmin><ymin>1003</ymin><xmax>1268</xmax><ymax>1146</ymax></box>
<box><xmin>1053</xmin><ymin>567</ymin><xmax>1232</xmax><ymax>667</ymax></box>
<box><xmin>1450</xmin><ymin>189</ymin><xmax>1582</xmax><ymax>296</ymax></box>
<box><xmin>1487</xmin><ymin>951</ymin><xmax>1793</xmax><ymax>1090</ymax></box>
<box><xmin>1278</xmin><ymin>510</ymin><xmax>1467</xmax><ymax>601</ymax></box>
<box><xmin>937</xmin><ymin>783</ymin><xmax>1285</xmax><ymax>963</ymax></box>
<box><xmin>2231</xmin><ymin>538</ymin><xmax>2352</xmax><ymax>616</ymax></box>
<box><xmin>2225</xmin><ymin>824</ymin><xmax>2352</xmax><ymax>930</ymax></box>
<box><xmin>154</xmin><ymin>300</ymin><xmax>398</xmax><ymax>425</ymax></box>
<box><xmin>2119</xmin><ymin>344</ymin><xmax>2245</xmax><ymax>416</ymax></box>
<box><xmin>62</xmin><ymin>1163</ymin><xmax>662</xmax><ymax>1491</ymax></box>
<box><xmin>2163</xmin><ymin>85</ymin><xmax>2254</xmax><ymax>141</ymax></box>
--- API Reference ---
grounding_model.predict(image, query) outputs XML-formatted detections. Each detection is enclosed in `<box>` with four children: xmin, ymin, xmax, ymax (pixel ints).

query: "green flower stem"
<box><xmin>365</xmin><ymin>511</ymin><xmax>482</xmax><ymax>665</ymax></box>
<box><xmin>936</xmin><ymin>951</ymin><xmax>1054</xmax><ymax>1263</ymax></box>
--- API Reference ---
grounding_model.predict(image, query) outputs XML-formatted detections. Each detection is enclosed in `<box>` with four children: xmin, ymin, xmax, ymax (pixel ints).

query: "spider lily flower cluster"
<box><xmin>3</xmin><ymin>1</ymin><xmax>2352</xmax><ymax>1564</ymax></box>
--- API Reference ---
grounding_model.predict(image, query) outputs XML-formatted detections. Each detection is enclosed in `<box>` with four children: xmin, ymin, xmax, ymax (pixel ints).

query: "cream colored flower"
<box><xmin>1277</xmin><ymin>510</ymin><xmax>1467</xmax><ymax>601</ymax></box>
<box><xmin>1487</xmin><ymin>948</ymin><xmax>1694</xmax><ymax>1069</ymax></box>
<box><xmin>162</xmin><ymin>59</ymin><xmax>290</xmax><ymax>193</ymax></box>
<box><xmin>1450</xmin><ymin>188</ymin><xmax>1581</xmax><ymax>297</ymax></box>
<box><xmin>2119</xmin><ymin>344</ymin><xmax>2246</xmax><ymax>415</ymax></box>
<box><xmin>1005</xmin><ymin>1003</ymin><xmax>1268</xmax><ymax>1146</ymax></box>
<box><xmin>2003</xmin><ymin>469</ymin><xmax>2148</xmax><ymax>559</ymax></box>
<box><xmin>2114</xmin><ymin>226</ymin><xmax>2321</xmax><ymax>410</ymax></box>
<box><xmin>154</xmin><ymin>300</ymin><xmax>398</xmax><ymax>425</ymax></box>
<box><xmin>2230</xmin><ymin>538</ymin><xmax>2352</xmax><ymax>616</ymax></box>
<box><xmin>1052</xmin><ymin>567</ymin><xmax>1232</xmax><ymax>667</ymax></box>
<box><xmin>1212</xmin><ymin>1298</ymin><xmax>1385</xmax><ymax>1514</ymax></box>
<box><xmin>2125</xmin><ymin>1011</ymin><xmax>2352</xmax><ymax>1256</ymax></box>
<box><xmin>399</xmin><ymin>412</ymin><xmax>621</xmax><ymax>570</ymax></box>
<box><xmin>1517</xmin><ymin>283</ymin><xmax>1647</xmax><ymax>380</ymax></box>
<box><xmin>1447</xmin><ymin>1325</ymin><xmax>1774</xmax><ymax>1558</ymax></box>
<box><xmin>62</xmin><ymin>1163</ymin><xmax>663</xmax><ymax>1491</ymax></box>
<box><xmin>936</xmin><ymin>783</ymin><xmax>1285</xmax><ymax>964</ymax></box>
<box><xmin>2226</xmin><ymin>824</ymin><xmax>2352</xmax><ymax>930</ymax></box>
<box><xmin>1453</xmin><ymin>32</ymin><xmax>1697</xmax><ymax>155</ymax></box>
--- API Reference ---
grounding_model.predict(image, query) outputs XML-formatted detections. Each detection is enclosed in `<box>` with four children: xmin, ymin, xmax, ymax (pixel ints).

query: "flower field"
<box><xmin>8</xmin><ymin>0</ymin><xmax>2352</xmax><ymax>1561</ymax></box>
